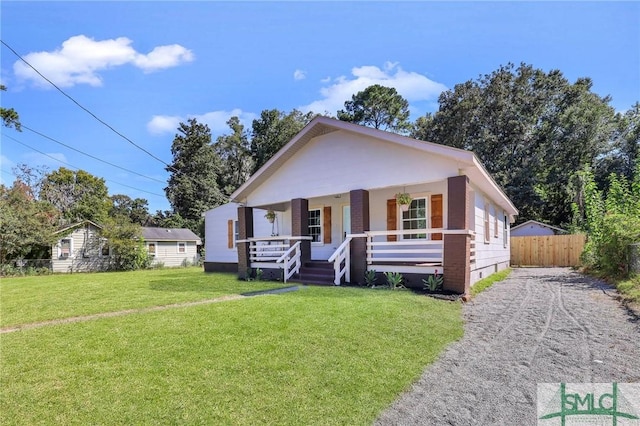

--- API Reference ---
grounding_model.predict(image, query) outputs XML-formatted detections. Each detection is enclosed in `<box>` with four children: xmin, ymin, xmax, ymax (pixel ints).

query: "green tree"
<box><xmin>416</xmin><ymin>63</ymin><xmax>616</xmax><ymax>227</ymax></box>
<box><xmin>0</xmin><ymin>84</ymin><xmax>21</xmax><ymax>131</ymax></box>
<box><xmin>250</xmin><ymin>109</ymin><xmax>316</xmax><ymax>173</ymax></box>
<box><xmin>110</xmin><ymin>194</ymin><xmax>150</xmax><ymax>225</ymax></box>
<box><xmin>40</xmin><ymin>167</ymin><xmax>111</xmax><ymax>224</ymax></box>
<box><xmin>337</xmin><ymin>84</ymin><xmax>410</xmax><ymax>133</ymax></box>
<box><xmin>0</xmin><ymin>181</ymin><xmax>59</xmax><ymax>264</ymax></box>
<box><xmin>215</xmin><ymin>117</ymin><xmax>253</xmax><ymax>196</ymax></box>
<box><xmin>165</xmin><ymin>118</ymin><xmax>225</xmax><ymax>226</ymax></box>
<box><xmin>100</xmin><ymin>215</ymin><xmax>149</xmax><ymax>271</ymax></box>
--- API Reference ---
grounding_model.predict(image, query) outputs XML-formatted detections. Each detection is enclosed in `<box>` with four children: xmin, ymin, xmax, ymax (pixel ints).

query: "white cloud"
<box><xmin>147</xmin><ymin>109</ymin><xmax>257</xmax><ymax>137</ymax></box>
<box><xmin>299</xmin><ymin>62</ymin><xmax>448</xmax><ymax>115</ymax></box>
<box><xmin>293</xmin><ymin>69</ymin><xmax>306</xmax><ymax>81</ymax></box>
<box><xmin>14</xmin><ymin>35</ymin><xmax>194</xmax><ymax>88</ymax></box>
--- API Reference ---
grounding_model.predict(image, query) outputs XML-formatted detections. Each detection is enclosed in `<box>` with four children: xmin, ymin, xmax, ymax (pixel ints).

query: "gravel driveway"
<box><xmin>375</xmin><ymin>268</ymin><xmax>640</xmax><ymax>425</ymax></box>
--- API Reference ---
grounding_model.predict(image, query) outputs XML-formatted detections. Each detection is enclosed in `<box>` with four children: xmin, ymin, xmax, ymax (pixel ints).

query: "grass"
<box><xmin>470</xmin><ymin>268</ymin><xmax>512</xmax><ymax>297</ymax></box>
<box><xmin>615</xmin><ymin>274</ymin><xmax>640</xmax><ymax>304</ymax></box>
<box><xmin>0</xmin><ymin>271</ymin><xmax>463</xmax><ymax>425</ymax></box>
<box><xmin>0</xmin><ymin>268</ymin><xmax>287</xmax><ymax>328</ymax></box>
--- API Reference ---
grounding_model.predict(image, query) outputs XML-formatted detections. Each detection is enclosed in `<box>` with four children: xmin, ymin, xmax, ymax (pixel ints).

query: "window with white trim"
<box><xmin>308</xmin><ymin>209</ymin><xmax>321</xmax><ymax>243</ymax></box>
<box><xmin>494</xmin><ymin>206</ymin><xmax>499</xmax><ymax>238</ymax></box>
<box><xmin>402</xmin><ymin>198</ymin><xmax>427</xmax><ymax>239</ymax></box>
<box><xmin>60</xmin><ymin>239</ymin><xmax>72</xmax><ymax>258</ymax></box>
<box><xmin>177</xmin><ymin>242</ymin><xmax>186</xmax><ymax>253</ymax></box>
<box><xmin>148</xmin><ymin>242</ymin><xmax>157</xmax><ymax>256</ymax></box>
<box><xmin>234</xmin><ymin>221</ymin><xmax>239</xmax><ymax>244</ymax></box>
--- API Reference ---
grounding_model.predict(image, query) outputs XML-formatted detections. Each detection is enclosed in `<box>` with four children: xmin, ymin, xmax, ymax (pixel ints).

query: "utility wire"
<box><xmin>2</xmin><ymin>133</ymin><xmax>166</xmax><ymax>198</ymax></box>
<box><xmin>21</xmin><ymin>124</ymin><xmax>166</xmax><ymax>184</ymax></box>
<box><xmin>0</xmin><ymin>39</ymin><xmax>176</xmax><ymax>172</ymax></box>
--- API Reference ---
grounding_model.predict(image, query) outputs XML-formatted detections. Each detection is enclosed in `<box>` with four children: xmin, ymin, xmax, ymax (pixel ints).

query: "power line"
<box><xmin>0</xmin><ymin>39</ymin><xmax>176</xmax><ymax>172</ymax></box>
<box><xmin>21</xmin><ymin>124</ymin><xmax>166</xmax><ymax>184</ymax></box>
<box><xmin>2</xmin><ymin>133</ymin><xmax>167</xmax><ymax>198</ymax></box>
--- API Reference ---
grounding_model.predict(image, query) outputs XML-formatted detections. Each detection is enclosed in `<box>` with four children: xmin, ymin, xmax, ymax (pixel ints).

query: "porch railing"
<box><xmin>277</xmin><ymin>241</ymin><xmax>302</xmax><ymax>283</ymax></box>
<box><xmin>327</xmin><ymin>234</ymin><xmax>366</xmax><ymax>285</ymax></box>
<box><xmin>243</xmin><ymin>236</ymin><xmax>312</xmax><ymax>282</ymax></box>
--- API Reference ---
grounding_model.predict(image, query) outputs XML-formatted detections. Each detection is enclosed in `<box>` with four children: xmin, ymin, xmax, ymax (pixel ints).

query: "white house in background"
<box><xmin>204</xmin><ymin>117</ymin><xmax>518</xmax><ymax>295</ymax></box>
<box><xmin>510</xmin><ymin>220</ymin><xmax>568</xmax><ymax>237</ymax></box>
<box><xmin>51</xmin><ymin>220</ymin><xmax>110</xmax><ymax>273</ymax></box>
<box><xmin>142</xmin><ymin>227</ymin><xmax>202</xmax><ymax>267</ymax></box>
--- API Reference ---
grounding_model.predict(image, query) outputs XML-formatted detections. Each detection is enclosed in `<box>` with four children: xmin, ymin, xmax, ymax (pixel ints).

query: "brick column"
<box><xmin>291</xmin><ymin>198</ymin><xmax>311</xmax><ymax>264</ymax></box>
<box><xmin>443</xmin><ymin>175</ymin><xmax>471</xmax><ymax>295</ymax></box>
<box><xmin>350</xmin><ymin>189</ymin><xmax>370</xmax><ymax>285</ymax></box>
<box><xmin>237</xmin><ymin>206</ymin><xmax>254</xmax><ymax>280</ymax></box>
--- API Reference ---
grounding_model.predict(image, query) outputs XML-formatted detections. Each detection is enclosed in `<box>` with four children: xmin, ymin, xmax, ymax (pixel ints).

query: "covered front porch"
<box><xmin>236</xmin><ymin>176</ymin><xmax>474</xmax><ymax>294</ymax></box>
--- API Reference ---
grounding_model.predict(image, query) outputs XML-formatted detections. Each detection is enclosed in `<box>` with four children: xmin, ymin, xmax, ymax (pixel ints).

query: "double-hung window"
<box><xmin>177</xmin><ymin>242</ymin><xmax>186</xmax><ymax>253</ymax></box>
<box><xmin>308</xmin><ymin>209</ymin><xmax>322</xmax><ymax>243</ymax></box>
<box><xmin>60</xmin><ymin>239</ymin><xmax>71</xmax><ymax>258</ymax></box>
<box><xmin>402</xmin><ymin>198</ymin><xmax>427</xmax><ymax>239</ymax></box>
<box><xmin>148</xmin><ymin>242</ymin><xmax>157</xmax><ymax>256</ymax></box>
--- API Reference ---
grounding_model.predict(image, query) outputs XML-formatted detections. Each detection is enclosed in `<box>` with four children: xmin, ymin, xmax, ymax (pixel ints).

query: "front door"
<box><xmin>342</xmin><ymin>205</ymin><xmax>351</xmax><ymax>240</ymax></box>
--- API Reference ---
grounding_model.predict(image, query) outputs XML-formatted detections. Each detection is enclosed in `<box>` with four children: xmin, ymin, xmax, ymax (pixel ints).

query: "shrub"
<box><xmin>364</xmin><ymin>270</ymin><xmax>377</xmax><ymax>287</ymax></box>
<box><xmin>594</xmin><ymin>214</ymin><xmax>640</xmax><ymax>277</ymax></box>
<box><xmin>384</xmin><ymin>272</ymin><xmax>405</xmax><ymax>290</ymax></box>
<box><xmin>422</xmin><ymin>270</ymin><xmax>443</xmax><ymax>292</ymax></box>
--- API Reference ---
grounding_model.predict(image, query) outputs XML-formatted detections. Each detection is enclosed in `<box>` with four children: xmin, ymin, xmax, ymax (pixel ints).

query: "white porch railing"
<box><xmin>241</xmin><ymin>236</ymin><xmax>312</xmax><ymax>283</ymax></box>
<box><xmin>277</xmin><ymin>242</ymin><xmax>302</xmax><ymax>283</ymax></box>
<box><xmin>328</xmin><ymin>229</ymin><xmax>475</xmax><ymax>283</ymax></box>
<box><xmin>327</xmin><ymin>234</ymin><xmax>366</xmax><ymax>285</ymax></box>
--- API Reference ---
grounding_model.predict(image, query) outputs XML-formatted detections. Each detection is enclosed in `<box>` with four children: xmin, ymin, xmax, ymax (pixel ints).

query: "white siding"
<box><xmin>204</xmin><ymin>203</ymin><xmax>273</xmax><ymax>263</ymax></box>
<box><xmin>471</xmin><ymin>189</ymin><xmax>510</xmax><ymax>285</ymax></box>
<box><xmin>51</xmin><ymin>224</ymin><xmax>109</xmax><ymax>273</ymax></box>
<box><xmin>150</xmin><ymin>241</ymin><xmax>199</xmax><ymax>267</ymax></box>
<box><xmin>511</xmin><ymin>223</ymin><xmax>555</xmax><ymax>237</ymax></box>
<box><xmin>244</xmin><ymin>130</ymin><xmax>461</xmax><ymax>207</ymax></box>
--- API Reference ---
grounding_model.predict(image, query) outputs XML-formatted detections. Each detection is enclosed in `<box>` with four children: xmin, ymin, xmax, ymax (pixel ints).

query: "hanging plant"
<box><xmin>396</xmin><ymin>193</ymin><xmax>412</xmax><ymax>211</ymax></box>
<box><xmin>265</xmin><ymin>209</ymin><xmax>276</xmax><ymax>223</ymax></box>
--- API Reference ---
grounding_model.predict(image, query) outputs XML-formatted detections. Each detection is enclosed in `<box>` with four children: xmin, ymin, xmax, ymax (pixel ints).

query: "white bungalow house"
<box><xmin>51</xmin><ymin>220</ymin><xmax>110</xmax><ymax>273</ymax></box>
<box><xmin>204</xmin><ymin>117</ymin><xmax>518</xmax><ymax>295</ymax></box>
<box><xmin>142</xmin><ymin>227</ymin><xmax>202</xmax><ymax>267</ymax></box>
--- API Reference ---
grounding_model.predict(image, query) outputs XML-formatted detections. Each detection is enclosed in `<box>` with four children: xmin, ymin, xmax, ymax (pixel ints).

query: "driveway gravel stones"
<box><xmin>375</xmin><ymin>267</ymin><xmax>640</xmax><ymax>425</ymax></box>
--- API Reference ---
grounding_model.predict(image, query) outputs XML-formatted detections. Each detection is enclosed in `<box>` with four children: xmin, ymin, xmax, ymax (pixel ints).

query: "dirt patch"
<box><xmin>375</xmin><ymin>268</ymin><xmax>640</xmax><ymax>425</ymax></box>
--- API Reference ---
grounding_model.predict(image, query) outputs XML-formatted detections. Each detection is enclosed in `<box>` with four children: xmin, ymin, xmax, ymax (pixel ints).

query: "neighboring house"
<box><xmin>204</xmin><ymin>117</ymin><xmax>518</xmax><ymax>295</ymax></box>
<box><xmin>51</xmin><ymin>220</ymin><xmax>110</xmax><ymax>273</ymax></box>
<box><xmin>510</xmin><ymin>220</ymin><xmax>568</xmax><ymax>237</ymax></box>
<box><xmin>142</xmin><ymin>227</ymin><xmax>202</xmax><ymax>267</ymax></box>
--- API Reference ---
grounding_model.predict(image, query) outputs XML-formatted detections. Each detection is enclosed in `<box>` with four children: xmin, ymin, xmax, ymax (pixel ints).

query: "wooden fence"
<box><xmin>510</xmin><ymin>234</ymin><xmax>587</xmax><ymax>267</ymax></box>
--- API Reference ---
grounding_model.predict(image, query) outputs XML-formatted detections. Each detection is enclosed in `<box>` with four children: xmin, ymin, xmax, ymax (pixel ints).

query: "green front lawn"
<box><xmin>0</xmin><ymin>270</ymin><xmax>463</xmax><ymax>425</ymax></box>
<box><xmin>0</xmin><ymin>268</ymin><xmax>286</xmax><ymax>328</ymax></box>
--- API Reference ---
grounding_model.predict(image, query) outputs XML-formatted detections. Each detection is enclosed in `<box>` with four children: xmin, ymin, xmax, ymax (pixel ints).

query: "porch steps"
<box><xmin>292</xmin><ymin>261</ymin><xmax>336</xmax><ymax>285</ymax></box>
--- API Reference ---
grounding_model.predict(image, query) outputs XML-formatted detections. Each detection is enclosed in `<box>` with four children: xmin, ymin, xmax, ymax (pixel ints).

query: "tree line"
<box><xmin>1</xmin><ymin>63</ymin><xmax>638</xmax><ymax>270</ymax></box>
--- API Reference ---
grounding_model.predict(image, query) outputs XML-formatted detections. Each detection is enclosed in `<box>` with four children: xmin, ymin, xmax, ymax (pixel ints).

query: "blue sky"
<box><xmin>1</xmin><ymin>1</ymin><xmax>638</xmax><ymax>213</ymax></box>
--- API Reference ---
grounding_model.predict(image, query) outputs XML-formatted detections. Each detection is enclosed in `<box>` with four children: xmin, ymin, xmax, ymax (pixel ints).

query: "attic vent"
<box><xmin>166</xmin><ymin>229</ymin><xmax>171</xmax><ymax>232</ymax></box>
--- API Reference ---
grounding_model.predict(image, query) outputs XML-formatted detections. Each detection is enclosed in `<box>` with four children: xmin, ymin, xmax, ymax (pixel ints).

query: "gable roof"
<box><xmin>142</xmin><ymin>227</ymin><xmax>202</xmax><ymax>243</ymax></box>
<box><xmin>53</xmin><ymin>220</ymin><xmax>103</xmax><ymax>236</ymax></box>
<box><xmin>231</xmin><ymin>116</ymin><xmax>518</xmax><ymax>218</ymax></box>
<box><xmin>511</xmin><ymin>220</ymin><xmax>568</xmax><ymax>234</ymax></box>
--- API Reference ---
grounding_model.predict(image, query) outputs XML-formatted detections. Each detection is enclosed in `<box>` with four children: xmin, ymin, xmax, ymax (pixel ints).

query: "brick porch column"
<box><xmin>291</xmin><ymin>198</ymin><xmax>311</xmax><ymax>264</ymax></box>
<box><xmin>443</xmin><ymin>175</ymin><xmax>471</xmax><ymax>295</ymax></box>
<box><xmin>237</xmin><ymin>206</ymin><xmax>254</xmax><ymax>280</ymax></box>
<box><xmin>350</xmin><ymin>189</ymin><xmax>370</xmax><ymax>285</ymax></box>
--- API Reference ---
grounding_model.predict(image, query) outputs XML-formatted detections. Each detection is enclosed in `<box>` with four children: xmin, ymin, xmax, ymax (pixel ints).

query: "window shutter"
<box><xmin>323</xmin><ymin>206</ymin><xmax>331</xmax><ymax>244</ymax></box>
<box><xmin>431</xmin><ymin>194</ymin><xmax>443</xmax><ymax>240</ymax></box>
<box><xmin>227</xmin><ymin>220</ymin><xmax>233</xmax><ymax>249</ymax></box>
<box><xmin>386</xmin><ymin>199</ymin><xmax>397</xmax><ymax>242</ymax></box>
